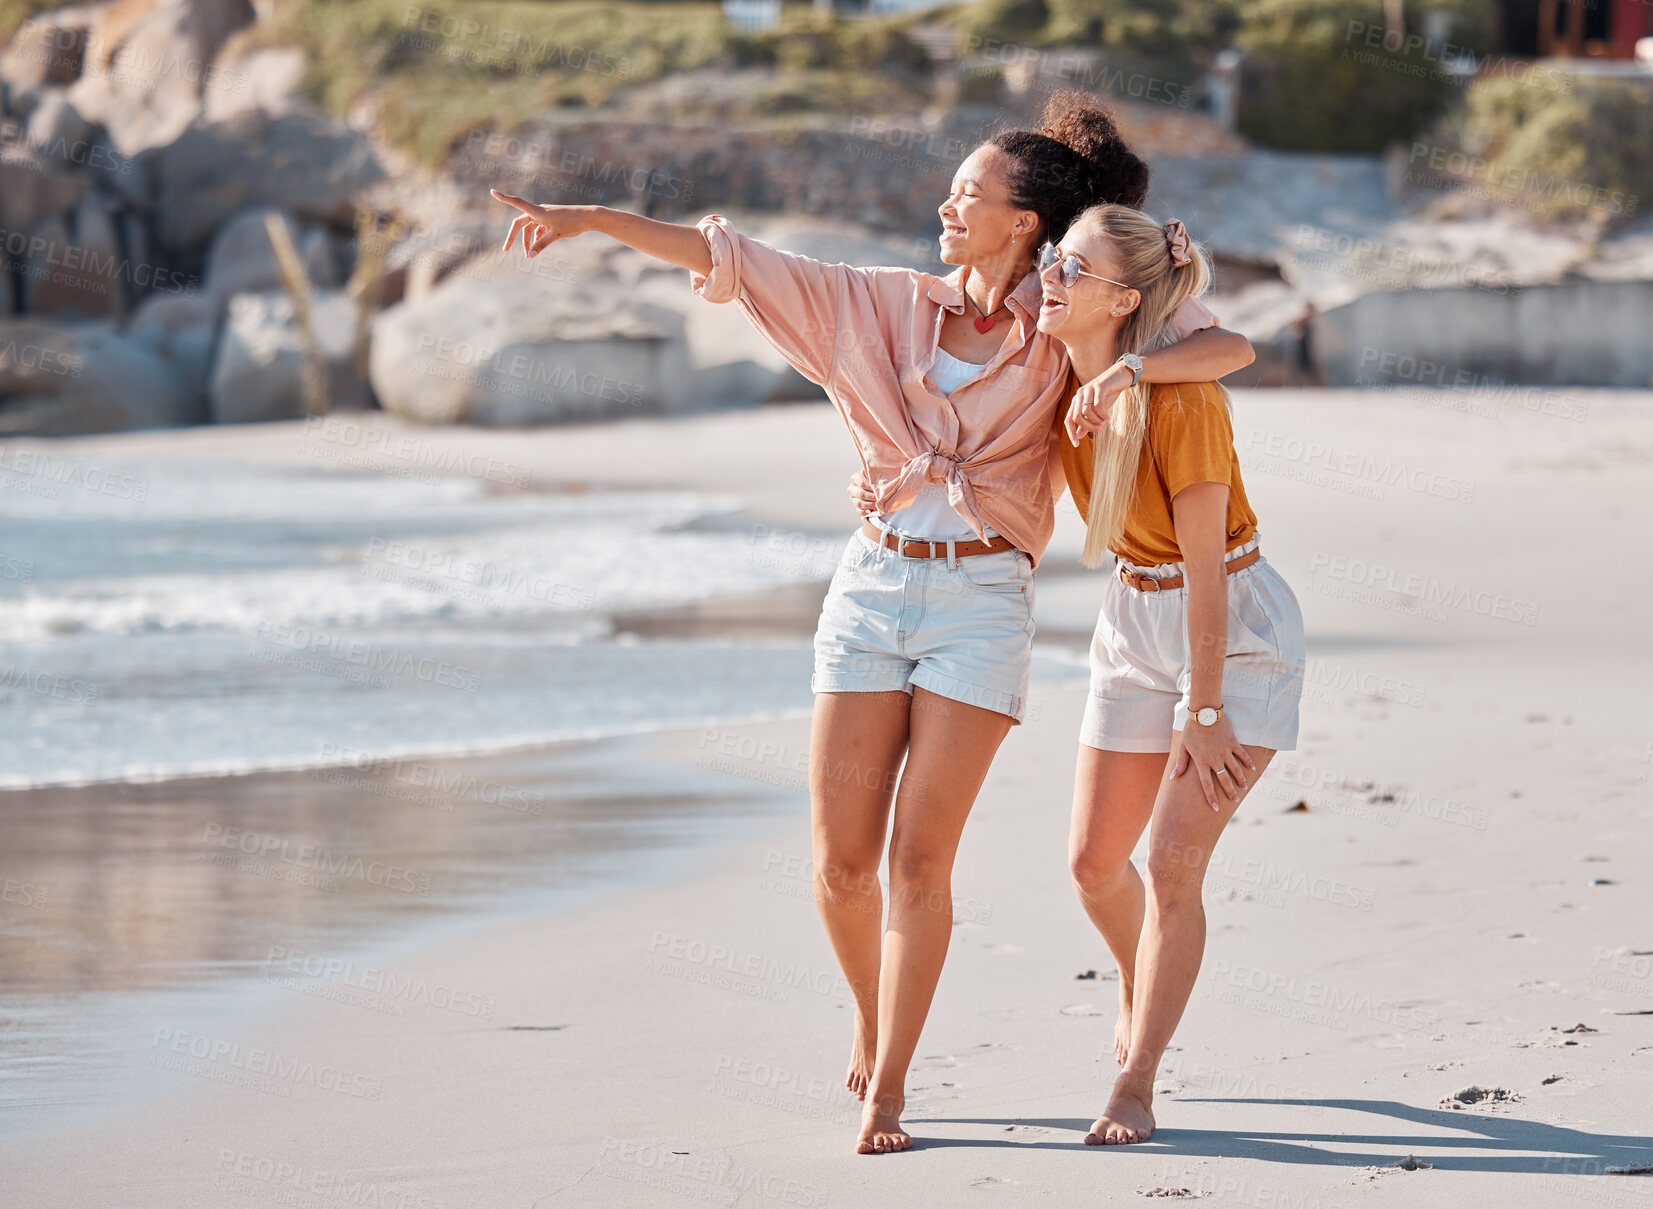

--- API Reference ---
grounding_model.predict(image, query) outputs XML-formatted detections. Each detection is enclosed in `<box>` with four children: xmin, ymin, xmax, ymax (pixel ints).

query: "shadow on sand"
<box><xmin>914</xmin><ymin>1098</ymin><xmax>1653</xmax><ymax>1173</ymax></box>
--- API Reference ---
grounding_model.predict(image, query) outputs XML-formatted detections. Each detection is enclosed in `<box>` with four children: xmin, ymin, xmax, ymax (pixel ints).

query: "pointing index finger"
<box><xmin>490</xmin><ymin>189</ymin><xmax>541</xmax><ymax>218</ymax></box>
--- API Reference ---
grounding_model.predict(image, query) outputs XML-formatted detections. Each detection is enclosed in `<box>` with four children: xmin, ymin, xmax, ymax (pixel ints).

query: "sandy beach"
<box><xmin>3</xmin><ymin>388</ymin><xmax>1652</xmax><ymax>1206</ymax></box>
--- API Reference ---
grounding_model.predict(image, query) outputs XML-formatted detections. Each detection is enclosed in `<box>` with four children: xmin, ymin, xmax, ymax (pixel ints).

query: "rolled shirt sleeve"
<box><xmin>1167</xmin><ymin>296</ymin><xmax>1219</xmax><ymax>340</ymax></box>
<box><xmin>689</xmin><ymin>213</ymin><xmax>853</xmax><ymax>387</ymax></box>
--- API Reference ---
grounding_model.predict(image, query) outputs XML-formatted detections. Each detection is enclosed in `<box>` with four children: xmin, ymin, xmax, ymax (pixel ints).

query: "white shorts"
<box><xmin>1079</xmin><ymin>535</ymin><xmax>1305</xmax><ymax>753</ymax></box>
<box><xmin>812</xmin><ymin>527</ymin><xmax>1035</xmax><ymax>722</ymax></box>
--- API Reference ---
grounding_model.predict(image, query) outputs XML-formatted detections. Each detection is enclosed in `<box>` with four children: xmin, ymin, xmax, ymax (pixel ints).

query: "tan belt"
<box><xmin>861</xmin><ymin>520</ymin><xmax>1017</xmax><ymax>559</ymax></box>
<box><xmin>1118</xmin><ymin>546</ymin><xmax>1261</xmax><ymax>592</ymax></box>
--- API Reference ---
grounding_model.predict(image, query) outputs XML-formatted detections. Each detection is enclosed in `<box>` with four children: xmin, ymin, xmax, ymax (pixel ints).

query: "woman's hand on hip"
<box><xmin>1065</xmin><ymin>362</ymin><xmax>1132</xmax><ymax>445</ymax></box>
<box><xmin>491</xmin><ymin>191</ymin><xmax>590</xmax><ymax>258</ymax></box>
<box><xmin>1171</xmin><ymin>713</ymin><xmax>1257</xmax><ymax>809</ymax></box>
<box><xmin>847</xmin><ymin>471</ymin><xmax>879</xmax><ymax>518</ymax></box>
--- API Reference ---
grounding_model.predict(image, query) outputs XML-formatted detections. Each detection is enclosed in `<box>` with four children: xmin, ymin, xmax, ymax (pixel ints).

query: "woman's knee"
<box><xmin>1069</xmin><ymin>844</ymin><xmax>1130</xmax><ymax>894</ymax></box>
<box><xmin>1144</xmin><ymin>841</ymin><xmax>1206</xmax><ymax>909</ymax></box>
<box><xmin>886</xmin><ymin>840</ymin><xmax>950</xmax><ymax>895</ymax></box>
<box><xmin>812</xmin><ymin>850</ymin><xmax>882</xmax><ymax>900</ymax></box>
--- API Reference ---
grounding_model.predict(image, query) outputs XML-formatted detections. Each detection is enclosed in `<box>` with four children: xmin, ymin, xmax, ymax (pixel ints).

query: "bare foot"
<box><xmin>856</xmin><ymin>1092</ymin><xmax>912</xmax><ymax>1154</ymax></box>
<box><xmin>1114</xmin><ymin>980</ymin><xmax>1133</xmax><ymax>1067</ymax></box>
<box><xmin>1085</xmin><ymin>1076</ymin><xmax>1155</xmax><ymax>1145</ymax></box>
<box><xmin>846</xmin><ymin>1014</ymin><xmax>876</xmax><ymax>1101</ymax></box>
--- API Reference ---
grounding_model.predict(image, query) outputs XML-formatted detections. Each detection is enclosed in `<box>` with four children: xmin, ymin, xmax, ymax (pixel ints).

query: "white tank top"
<box><xmin>876</xmin><ymin>349</ymin><xmax>998</xmax><ymax>541</ymax></box>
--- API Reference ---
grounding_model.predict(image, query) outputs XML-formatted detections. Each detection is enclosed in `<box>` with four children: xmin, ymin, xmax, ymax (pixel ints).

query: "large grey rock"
<box><xmin>208</xmin><ymin>288</ymin><xmax>365</xmax><ymax>423</ymax></box>
<box><xmin>0</xmin><ymin>5</ymin><xmax>98</xmax><ymax>107</ymax></box>
<box><xmin>24</xmin><ymin>88</ymin><xmax>93</xmax><ymax>159</ymax></box>
<box><xmin>0</xmin><ymin>147</ymin><xmax>89</xmax><ymax>231</ymax></box>
<box><xmin>19</xmin><ymin>193</ymin><xmax>128</xmax><ymax>320</ymax></box>
<box><xmin>150</xmin><ymin>110</ymin><xmax>384</xmax><ymax>253</ymax></box>
<box><xmin>382</xmin><ymin>217</ymin><xmax>499</xmax><ymax>304</ymax></box>
<box><xmin>65</xmin><ymin>0</ymin><xmax>256</xmax><ymax>156</ymax></box>
<box><xmin>369</xmin><ymin>254</ymin><xmax>672</xmax><ymax>426</ymax></box>
<box><xmin>201</xmin><ymin>207</ymin><xmax>336</xmax><ymax>306</ymax></box>
<box><xmin>201</xmin><ymin>44</ymin><xmax>309</xmax><ymax>122</ymax></box>
<box><xmin>125</xmin><ymin>288</ymin><xmax>218</xmax><ymax>404</ymax></box>
<box><xmin>0</xmin><ymin>318</ymin><xmax>199</xmax><ymax>434</ymax></box>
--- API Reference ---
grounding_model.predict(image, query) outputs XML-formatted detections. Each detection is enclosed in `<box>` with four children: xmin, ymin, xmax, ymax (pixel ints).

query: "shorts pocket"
<box><xmin>1221</xmin><ymin>567</ymin><xmax>1301</xmax><ymax>702</ymax></box>
<box><xmin>958</xmin><ymin>549</ymin><xmax>1032</xmax><ymax>594</ymax></box>
<box><xmin>835</xmin><ymin>530</ymin><xmax>881</xmax><ymax>576</ymax></box>
<box><xmin>1090</xmin><ymin>595</ymin><xmax>1158</xmax><ymax>701</ymax></box>
<box><xmin>1227</xmin><ymin>575</ymin><xmax>1280</xmax><ymax>658</ymax></box>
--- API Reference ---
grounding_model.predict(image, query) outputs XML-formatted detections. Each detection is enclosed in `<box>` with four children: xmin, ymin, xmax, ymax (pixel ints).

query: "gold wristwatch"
<box><xmin>1191</xmin><ymin>703</ymin><xmax>1224</xmax><ymax>727</ymax></box>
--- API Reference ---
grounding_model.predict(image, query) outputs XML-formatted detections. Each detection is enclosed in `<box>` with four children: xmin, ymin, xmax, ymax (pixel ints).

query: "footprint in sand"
<box><xmin>999</xmin><ymin>1124</ymin><xmax>1062</xmax><ymax>1145</ymax></box>
<box><xmin>913</xmin><ymin>1054</ymin><xmax>959</xmax><ymax>1071</ymax></box>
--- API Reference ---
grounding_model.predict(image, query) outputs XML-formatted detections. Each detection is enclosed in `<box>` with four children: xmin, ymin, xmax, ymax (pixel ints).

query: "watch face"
<box><xmin>1196</xmin><ymin>707</ymin><xmax>1217</xmax><ymax>726</ymax></box>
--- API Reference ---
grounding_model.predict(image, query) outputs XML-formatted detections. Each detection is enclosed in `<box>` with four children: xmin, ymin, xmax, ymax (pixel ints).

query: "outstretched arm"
<box><xmin>493</xmin><ymin>193</ymin><xmax>860</xmax><ymax>387</ymax></box>
<box><xmin>492</xmin><ymin>194</ymin><xmax>713</xmax><ymax>274</ymax></box>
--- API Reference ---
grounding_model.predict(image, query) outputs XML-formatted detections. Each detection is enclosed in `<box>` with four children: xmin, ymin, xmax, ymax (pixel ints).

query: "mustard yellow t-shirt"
<box><xmin>1056</xmin><ymin>379</ymin><xmax>1257</xmax><ymax>566</ymax></box>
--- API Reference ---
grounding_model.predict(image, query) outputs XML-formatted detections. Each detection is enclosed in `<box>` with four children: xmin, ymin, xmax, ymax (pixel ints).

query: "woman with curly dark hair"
<box><xmin>492</xmin><ymin>90</ymin><xmax>1254</xmax><ymax>1155</ymax></box>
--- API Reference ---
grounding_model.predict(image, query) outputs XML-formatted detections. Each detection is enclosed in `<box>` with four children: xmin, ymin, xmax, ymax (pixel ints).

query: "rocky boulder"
<box><xmin>0</xmin><ymin>146</ymin><xmax>89</xmax><ymax>231</ymax></box>
<box><xmin>208</xmin><ymin>288</ymin><xmax>366</xmax><ymax>423</ymax></box>
<box><xmin>201</xmin><ymin>44</ymin><xmax>309</xmax><ymax>122</ymax></box>
<box><xmin>0</xmin><ymin>317</ymin><xmax>200</xmax><ymax>434</ymax></box>
<box><xmin>200</xmin><ymin>206</ymin><xmax>337</xmax><ymax>306</ymax></box>
<box><xmin>0</xmin><ymin>4</ymin><xmax>99</xmax><ymax>110</ymax></box>
<box><xmin>65</xmin><ymin>0</ymin><xmax>256</xmax><ymax>156</ymax></box>
<box><xmin>149</xmin><ymin>109</ymin><xmax>384</xmax><ymax>253</ymax></box>
<box><xmin>125</xmin><ymin>288</ymin><xmax>218</xmax><ymax>406</ymax></box>
<box><xmin>368</xmin><ymin>250</ymin><xmax>674</xmax><ymax>426</ymax></box>
<box><xmin>15</xmin><ymin>193</ymin><xmax>129</xmax><ymax>320</ymax></box>
<box><xmin>23</xmin><ymin>88</ymin><xmax>94</xmax><ymax>156</ymax></box>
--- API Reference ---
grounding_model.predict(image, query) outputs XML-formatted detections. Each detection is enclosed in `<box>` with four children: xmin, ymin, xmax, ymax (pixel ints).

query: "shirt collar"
<box><xmin>927</xmin><ymin>265</ymin><xmax>1043</xmax><ymax>318</ymax></box>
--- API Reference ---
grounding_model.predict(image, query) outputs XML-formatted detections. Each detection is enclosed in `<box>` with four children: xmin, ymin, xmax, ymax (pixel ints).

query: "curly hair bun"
<box><xmin>1039</xmin><ymin>89</ymin><xmax>1149</xmax><ymax>210</ymax></box>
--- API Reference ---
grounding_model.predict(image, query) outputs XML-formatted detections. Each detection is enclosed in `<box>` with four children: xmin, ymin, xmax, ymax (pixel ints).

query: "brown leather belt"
<box><xmin>861</xmin><ymin>520</ymin><xmax>1017</xmax><ymax>559</ymax></box>
<box><xmin>1118</xmin><ymin>546</ymin><xmax>1261</xmax><ymax>592</ymax></box>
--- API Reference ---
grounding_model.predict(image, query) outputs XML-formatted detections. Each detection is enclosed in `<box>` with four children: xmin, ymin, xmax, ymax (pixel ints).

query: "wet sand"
<box><xmin>0</xmin><ymin>731</ymin><xmax>801</xmax><ymax>1129</ymax></box>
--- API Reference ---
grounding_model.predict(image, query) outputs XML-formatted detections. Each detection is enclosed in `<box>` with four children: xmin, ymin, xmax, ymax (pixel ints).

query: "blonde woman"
<box><xmin>491</xmin><ymin>95</ymin><xmax>1257</xmax><ymax>1153</ymax></box>
<box><xmin>1038</xmin><ymin>206</ymin><xmax>1306</xmax><ymax>1145</ymax></box>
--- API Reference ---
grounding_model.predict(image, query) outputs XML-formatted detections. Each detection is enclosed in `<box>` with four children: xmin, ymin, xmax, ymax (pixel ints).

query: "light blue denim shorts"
<box><xmin>811</xmin><ymin>526</ymin><xmax>1035</xmax><ymax>722</ymax></box>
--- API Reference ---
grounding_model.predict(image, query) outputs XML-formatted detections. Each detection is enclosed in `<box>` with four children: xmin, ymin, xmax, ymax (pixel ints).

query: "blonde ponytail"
<box><xmin>1074</xmin><ymin>206</ymin><xmax>1216</xmax><ymax>568</ymax></box>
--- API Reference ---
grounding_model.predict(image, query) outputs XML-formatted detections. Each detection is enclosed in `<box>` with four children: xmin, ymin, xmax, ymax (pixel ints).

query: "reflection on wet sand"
<box><xmin>0</xmin><ymin>735</ymin><xmax>794</xmax><ymax>1121</ymax></box>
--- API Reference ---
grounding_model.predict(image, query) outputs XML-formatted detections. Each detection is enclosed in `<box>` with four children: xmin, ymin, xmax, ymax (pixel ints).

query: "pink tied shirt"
<box><xmin>690</xmin><ymin>214</ymin><xmax>1215</xmax><ymax>567</ymax></box>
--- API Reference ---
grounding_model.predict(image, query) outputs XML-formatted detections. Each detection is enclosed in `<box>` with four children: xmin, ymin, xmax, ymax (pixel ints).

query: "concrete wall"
<box><xmin>1314</xmin><ymin>280</ymin><xmax>1653</xmax><ymax>388</ymax></box>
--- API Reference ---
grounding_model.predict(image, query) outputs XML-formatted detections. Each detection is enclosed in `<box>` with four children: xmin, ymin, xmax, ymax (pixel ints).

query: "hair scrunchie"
<box><xmin>1163</xmin><ymin>219</ymin><xmax>1192</xmax><ymax>268</ymax></box>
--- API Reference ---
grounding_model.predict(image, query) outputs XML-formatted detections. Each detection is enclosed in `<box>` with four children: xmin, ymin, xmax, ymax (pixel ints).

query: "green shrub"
<box><xmin>226</xmin><ymin>0</ymin><xmax>934</xmax><ymax>166</ymax></box>
<box><xmin>1234</xmin><ymin>0</ymin><xmax>1492</xmax><ymax>151</ymax></box>
<box><xmin>0</xmin><ymin>0</ymin><xmax>61</xmax><ymax>45</ymax></box>
<box><xmin>1454</xmin><ymin>74</ymin><xmax>1653</xmax><ymax>221</ymax></box>
<box><xmin>936</xmin><ymin>0</ymin><xmax>1237</xmax><ymax>62</ymax></box>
